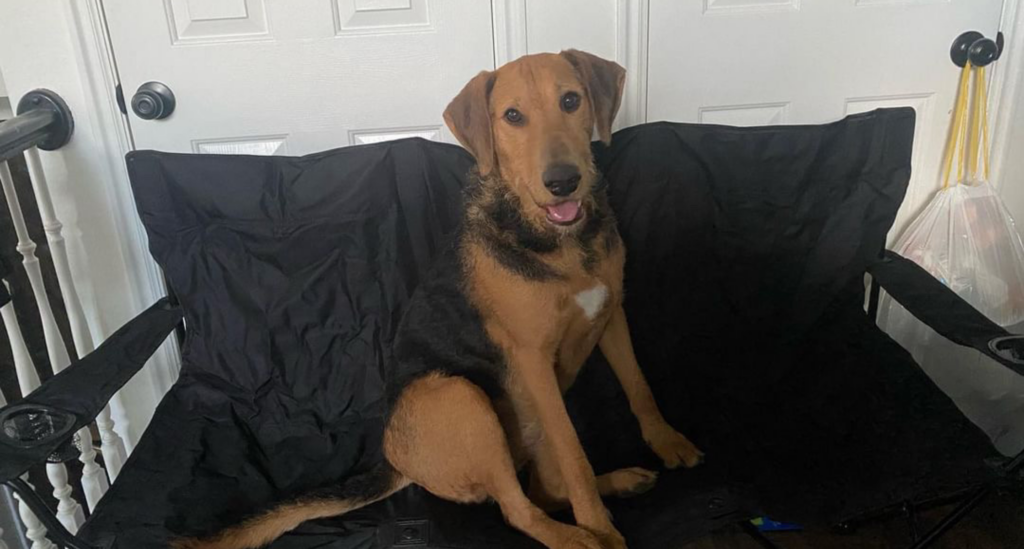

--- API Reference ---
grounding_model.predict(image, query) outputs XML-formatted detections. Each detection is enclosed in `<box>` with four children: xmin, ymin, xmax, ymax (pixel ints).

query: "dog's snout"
<box><xmin>542</xmin><ymin>164</ymin><xmax>581</xmax><ymax>197</ymax></box>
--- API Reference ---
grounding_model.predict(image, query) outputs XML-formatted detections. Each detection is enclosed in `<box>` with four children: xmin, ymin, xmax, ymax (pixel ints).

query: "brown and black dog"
<box><xmin>175</xmin><ymin>50</ymin><xmax>702</xmax><ymax>549</ymax></box>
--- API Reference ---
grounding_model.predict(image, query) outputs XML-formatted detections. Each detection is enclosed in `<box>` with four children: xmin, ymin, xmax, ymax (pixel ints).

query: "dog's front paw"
<box><xmin>557</xmin><ymin>527</ymin><xmax>604</xmax><ymax>549</ymax></box>
<box><xmin>588</xmin><ymin>526</ymin><xmax>627</xmax><ymax>549</ymax></box>
<box><xmin>643</xmin><ymin>423</ymin><xmax>704</xmax><ymax>469</ymax></box>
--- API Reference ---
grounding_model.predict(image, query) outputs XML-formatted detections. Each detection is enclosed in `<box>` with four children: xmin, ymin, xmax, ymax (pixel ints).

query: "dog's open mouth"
<box><xmin>543</xmin><ymin>200</ymin><xmax>583</xmax><ymax>225</ymax></box>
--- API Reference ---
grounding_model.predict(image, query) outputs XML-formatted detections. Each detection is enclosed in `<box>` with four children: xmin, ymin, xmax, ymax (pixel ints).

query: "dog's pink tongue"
<box><xmin>545</xmin><ymin>200</ymin><xmax>580</xmax><ymax>223</ymax></box>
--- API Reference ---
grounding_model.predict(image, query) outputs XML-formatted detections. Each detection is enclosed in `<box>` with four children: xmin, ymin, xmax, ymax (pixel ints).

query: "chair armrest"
<box><xmin>0</xmin><ymin>298</ymin><xmax>182</xmax><ymax>483</ymax></box>
<box><xmin>869</xmin><ymin>250</ymin><xmax>1024</xmax><ymax>375</ymax></box>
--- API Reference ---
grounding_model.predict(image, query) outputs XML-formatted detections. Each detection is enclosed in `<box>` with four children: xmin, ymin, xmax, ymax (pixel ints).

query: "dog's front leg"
<box><xmin>513</xmin><ymin>348</ymin><xmax>627</xmax><ymax>549</ymax></box>
<box><xmin>599</xmin><ymin>305</ymin><xmax>704</xmax><ymax>469</ymax></box>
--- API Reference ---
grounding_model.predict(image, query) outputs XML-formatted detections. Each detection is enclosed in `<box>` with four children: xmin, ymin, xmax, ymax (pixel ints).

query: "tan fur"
<box><xmin>385</xmin><ymin>374</ymin><xmax>604</xmax><ymax>549</ymax></box>
<box><xmin>170</xmin><ymin>479</ymin><xmax>409</xmax><ymax>549</ymax></box>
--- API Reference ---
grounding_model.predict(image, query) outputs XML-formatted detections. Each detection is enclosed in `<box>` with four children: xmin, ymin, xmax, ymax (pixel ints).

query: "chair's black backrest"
<box><xmin>128</xmin><ymin>107</ymin><xmax>913</xmax><ymax>408</ymax></box>
<box><xmin>129</xmin><ymin>139</ymin><xmax>472</xmax><ymax>401</ymax></box>
<box><xmin>599</xmin><ymin>109</ymin><xmax>913</xmax><ymax>346</ymax></box>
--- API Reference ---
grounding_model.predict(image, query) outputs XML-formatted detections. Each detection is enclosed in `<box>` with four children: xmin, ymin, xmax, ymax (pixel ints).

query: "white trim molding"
<box><xmin>491</xmin><ymin>0</ymin><xmax>527</xmax><ymax>68</ymax></box>
<box><xmin>616</xmin><ymin>0</ymin><xmax>649</xmax><ymax>129</ymax></box>
<box><xmin>990</xmin><ymin>0</ymin><xmax>1024</xmax><ymax>188</ymax></box>
<box><xmin>64</xmin><ymin>0</ymin><xmax>182</xmax><ymax>443</ymax></box>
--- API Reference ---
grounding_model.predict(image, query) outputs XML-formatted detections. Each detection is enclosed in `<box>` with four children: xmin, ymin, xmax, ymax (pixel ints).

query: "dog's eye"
<box><xmin>503</xmin><ymin>108</ymin><xmax>524</xmax><ymax>125</ymax></box>
<box><xmin>561</xmin><ymin>92</ymin><xmax>581</xmax><ymax>113</ymax></box>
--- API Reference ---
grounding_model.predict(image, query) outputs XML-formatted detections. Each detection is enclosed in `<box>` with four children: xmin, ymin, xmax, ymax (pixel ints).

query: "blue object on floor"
<box><xmin>751</xmin><ymin>517</ymin><xmax>804</xmax><ymax>532</ymax></box>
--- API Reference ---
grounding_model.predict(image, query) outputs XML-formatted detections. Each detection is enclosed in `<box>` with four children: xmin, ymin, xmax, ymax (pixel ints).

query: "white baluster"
<box><xmin>45</xmin><ymin>464</ymin><xmax>83</xmax><ymax>533</ymax></box>
<box><xmin>1</xmin><ymin>284</ymin><xmax>85</xmax><ymax>532</ymax></box>
<box><xmin>3</xmin><ymin>296</ymin><xmax>62</xmax><ymax>546</ymax></box>
<box><xmin>22</xmin><ymin>149</ymin><xmax>93</xmax><ymax>361</ymax></box>
<box><xmin>3</xmin><ymin>283</ymin><xmax>41</xmax><ymax>394</ymax></box>
<box><xmin>13</xmin><ymin>478</ymin><xmax>56</xmax><ymax>549</ymax></box>
<box><xmin>0</xmin><ymin>161</ymin><xmax>70</xmax><ymax>370</ymax></box>
<box><xmin>23</xmin><ymin>150</ymin><xmax>130</xmax><ymax>472</ymax></box>
<box><xmin>75</xmin><ymin>426</ymin><xmax>107</xmax><ymax>511</ymax></box>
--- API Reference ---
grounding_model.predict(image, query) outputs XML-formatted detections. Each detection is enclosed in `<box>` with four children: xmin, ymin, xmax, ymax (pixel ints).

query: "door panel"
<box><xmin>103</xmin><ymin>0</ymin><xmax>493</xmax><ymax>154</ymax></box>
<box><xmin>647</xmin><ymin>0</ymin><xmax>1005</xmax><ymax>234</ymax></box>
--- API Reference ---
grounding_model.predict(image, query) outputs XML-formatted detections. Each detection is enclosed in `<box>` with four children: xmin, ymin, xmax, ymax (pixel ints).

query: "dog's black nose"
<box><xmin>543</xmin><ymin>164</ymin><xmax>581</xmax><ymax>197</ymax></box>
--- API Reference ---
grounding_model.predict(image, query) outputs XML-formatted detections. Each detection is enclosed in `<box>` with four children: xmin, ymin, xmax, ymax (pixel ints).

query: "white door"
<box><xmin>645</xmin><ymin>0</ymin><xmax>1006</xmax><ymax>234</ymax></box>
<box><xmin>103</xmin><ymin>0</ymin><xmax>1008</xmax><ymax>232</ymax></box>
<box><xmin>102</xmin><ymin>0</ymin><xmax>494</xmax><ymax>155</ymax></box>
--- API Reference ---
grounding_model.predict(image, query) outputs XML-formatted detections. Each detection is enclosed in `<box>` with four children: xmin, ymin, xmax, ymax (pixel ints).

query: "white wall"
<box><xmin>998</xmin><ymin>72</ymin><xmax>1024</xmax><ymax>225</ymax></box>
<box><xmin>991</xmin><ymin>3</ymin><xmax>1024</xmax><ymax>257</ymax></box>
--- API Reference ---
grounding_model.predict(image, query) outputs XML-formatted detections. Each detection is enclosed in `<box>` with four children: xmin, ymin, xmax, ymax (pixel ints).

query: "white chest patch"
<box><xmin>574</xmin><ymin>284</ymin><xmax>608</xmax><ymax>321</ymax></box>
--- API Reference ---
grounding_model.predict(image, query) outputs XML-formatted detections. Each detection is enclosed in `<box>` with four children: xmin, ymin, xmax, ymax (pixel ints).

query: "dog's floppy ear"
<box><xmin>561</xmin><ymin>49</ymin><xmax>626</xmax><ymax>145</ymax></box>
<box><xmin>444</xmin><ymin>70</ymin><xmax>497</xmax><ymax>176</ymax></box>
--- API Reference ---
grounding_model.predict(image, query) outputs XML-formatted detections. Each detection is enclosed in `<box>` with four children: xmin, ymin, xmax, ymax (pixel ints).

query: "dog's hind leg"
<box><xmin>385</xmin><ymin>373</ymin><xmax>604</xmax><ymax>549</ymax></box>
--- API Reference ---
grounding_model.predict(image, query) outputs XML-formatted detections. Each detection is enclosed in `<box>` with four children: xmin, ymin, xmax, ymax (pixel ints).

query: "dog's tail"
<box><xmin>171</xmin><ymin>462</ymin><xmax>409</xmax><ymax>549</ymax></box>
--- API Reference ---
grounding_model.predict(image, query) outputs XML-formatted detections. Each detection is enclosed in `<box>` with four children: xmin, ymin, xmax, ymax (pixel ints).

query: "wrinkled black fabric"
<box><xmin>871</xmin><ymin>250</ymin><xmax>1021</xmax><ymax>373</ymax></box>
<box><xmin>0</xmin><ymin>299</ymin><xmax>181</xmax><ymax>482</ymax></box>
<box><xmin>78</xmin><ymin>109</ymin><xmax>1003</xmax><ymax>549</ymax></box>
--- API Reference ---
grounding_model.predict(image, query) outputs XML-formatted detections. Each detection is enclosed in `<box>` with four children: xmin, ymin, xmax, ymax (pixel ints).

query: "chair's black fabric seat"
<box><xmin>78</xmin><ymin>109</ymin><xmax>1003</xmax><ymax>549</ymax></box>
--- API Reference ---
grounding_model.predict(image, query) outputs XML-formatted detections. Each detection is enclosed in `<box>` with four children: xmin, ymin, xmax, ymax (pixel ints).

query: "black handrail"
<box><xmin>0</xmin><ymin>89</ymin><xmax>74</xmax><ymax>162</ymax></box>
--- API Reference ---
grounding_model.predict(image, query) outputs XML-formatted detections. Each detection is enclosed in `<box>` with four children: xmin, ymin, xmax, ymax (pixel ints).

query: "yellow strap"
<box><xmin>942</xmin><ymin>64</ymin><xmax>972</xmax><ymax>189</ymax></box>
<box><xmin>957</xmin><ymin>63</ymin><xmax>972</xmax><ymax>184</ymax></box>
<box><xmin>968</xmin><ymin>66</ymin><xmax>983</xmax><ymax>180</ymax></box>
<box><xmin>979</xmin><ymin>65</ymin><xmax>991</xmax><ymax>180</ymax></box>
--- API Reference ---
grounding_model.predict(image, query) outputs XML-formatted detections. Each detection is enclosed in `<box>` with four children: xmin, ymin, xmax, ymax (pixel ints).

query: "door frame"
<box><xmin>47</xmin><ymin>0</ymin><xmax>1024</xmax><ymax>425</ymax></box>
<box><xmin>64</xmin><ymin>0</ymin><xmax>183</xmax><ymax>446</ymax></box>
<box><xmin>992</xmin><ymin>0</ymin><xmax>1024</xmax><ymax>187</ymax></box>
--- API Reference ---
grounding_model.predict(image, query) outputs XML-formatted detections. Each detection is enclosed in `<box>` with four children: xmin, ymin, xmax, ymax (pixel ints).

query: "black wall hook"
<box><xmin>950</xmin><ymin>31</ymin><xmax>1005</xmax><ymax>68</ymax></box>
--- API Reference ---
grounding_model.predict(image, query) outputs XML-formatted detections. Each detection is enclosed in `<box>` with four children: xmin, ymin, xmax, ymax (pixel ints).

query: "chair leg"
<box><xmin>908</xmin><ymin>442</ymin><xmax>1024</xmax><ymax>549</ymax></box>
<box><xmin>740</xmin><ymin>521</ymin><xmax>785</xmax><ymax>549</ymax></box>
<box><xmin>909</xmin><ymin>486</ymin><xmax>989</xmax><ymax>549</ymax></box>
<box><xmin>902</xmin><ymin>500</ymin><xmax>919</xmax><ymax>543</ymax></box>
<box><xmin>5</xmin><ymin>478</ymin><xmax>97</xmax><ymax>549</ymax></box>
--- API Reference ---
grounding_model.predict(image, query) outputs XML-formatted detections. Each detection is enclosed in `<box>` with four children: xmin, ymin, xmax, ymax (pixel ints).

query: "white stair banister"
<box><xmin>1</xmin><ymin>159</ymin><xmax>111</xmax><ymax>508</ymax></box>
<box><xmin>1</xmin><ymin>161</ymin><xmax>106</xmax><ymax>514</ymax></box>
<box><xmin>23</xmin><ymin>148</ymin><xmax>130</xmax><ymax>472</ymax></box>
<box><xmin>0</xmin><ymin>285</ymin><xmax>80</xmax><ymax>541</ymax></box>
<box><xmin>21</xmin><ymin>149</ymin><xmax>93</xmax><ymax>359</ymax></box>
<box><xmin>0</xmin><ymin>161</ymin><xmax>69</xmax><ymax>371</ymax></box>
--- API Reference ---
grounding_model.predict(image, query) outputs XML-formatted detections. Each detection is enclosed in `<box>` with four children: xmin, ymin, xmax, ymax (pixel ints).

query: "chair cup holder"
<box><xmin>48</xmin><ymin>432</ymin><xmax>82</xmax><ymax>464</ymax></box>
<box><xmin>989</xmin><ymin>335</ymin><xmax>1024</xmax><ymax>365</ymax></box>
<box><xmin>0</xmin><ymin>404</ymin><xmax>77</xmax><ymax>451</ymax></box>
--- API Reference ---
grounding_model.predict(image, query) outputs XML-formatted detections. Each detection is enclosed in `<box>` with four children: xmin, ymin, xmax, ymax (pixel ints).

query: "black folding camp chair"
<box><xmin>3</xmin><ymin>107</ymin><xmax>1022</xmax><ymax>549</ymax></box>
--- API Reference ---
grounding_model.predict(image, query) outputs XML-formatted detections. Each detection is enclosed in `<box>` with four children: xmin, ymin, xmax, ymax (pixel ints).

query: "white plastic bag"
<box><xmin>893</xmin><ymin>180</ymin><xmax>1024</xmax><ymax>326</ymax></box>
<box><xmin>878</xmin><ymin>61</ymin><xmax>1024</xmax><ymax>455</ymax></box>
